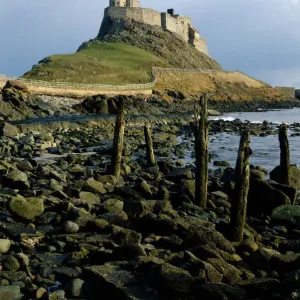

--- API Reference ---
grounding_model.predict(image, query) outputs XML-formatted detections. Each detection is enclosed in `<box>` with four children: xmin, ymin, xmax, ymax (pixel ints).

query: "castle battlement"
<box><xmin>98</xmin><ymin>2</ymin><xmax>208</xmax><ymax>55</ymax></box>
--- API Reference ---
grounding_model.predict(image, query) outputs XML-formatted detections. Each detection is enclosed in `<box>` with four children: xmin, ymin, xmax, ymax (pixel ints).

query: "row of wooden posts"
<box><xmin>110</xmin><ymin>95</ymin><xmax>291</xmax><ymax>242</ymax></box>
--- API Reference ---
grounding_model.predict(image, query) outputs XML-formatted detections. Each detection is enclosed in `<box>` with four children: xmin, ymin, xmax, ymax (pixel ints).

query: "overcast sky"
<box><xmin>1</xmin><ymin>0</ymin><xmax>300</xmax><ymax>87</ymax></box>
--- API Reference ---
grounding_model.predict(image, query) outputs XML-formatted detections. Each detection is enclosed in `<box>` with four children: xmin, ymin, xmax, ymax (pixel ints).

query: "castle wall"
<box><xmin>99</xmin><ymin>6</ymin><xmax>209</xmax><ymax>55</ymax></box>
<box><xmin>161</xmin><ymin>13</ymin><xmax>191</xmax><ymax>41</ymax></box>
<box><xmin>104</xmin><ymin>7</ymin><xmax>161</xmax><ymax>27</ymax></box>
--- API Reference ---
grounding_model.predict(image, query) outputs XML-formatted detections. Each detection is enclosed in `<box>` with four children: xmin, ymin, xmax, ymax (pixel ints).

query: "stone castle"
<box><xmin>98</xmin><ymin>1</ymin><xmax>208</xmax><ymax>55</ymax></box>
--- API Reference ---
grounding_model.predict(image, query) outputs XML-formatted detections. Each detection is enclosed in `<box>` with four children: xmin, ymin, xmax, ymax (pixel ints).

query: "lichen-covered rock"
<box><xmin>83</xmin><ymin>178</ymin><xmax>107</xmax><ymax>195</ymax></box>
<box><xmin>9</xmin><ymin>196</ymin><xmax>44</xmax><ymax>220</ymax></box>
<box><xmin>152</xmin><ymin>263</ymin><xmax>195</xmax><ymax>296</ymax></box>
<box><xmin>0</xmin><ymin>286</ymin><xmax>23</xmax><ymax>300</ymax></box>
<box><xmin>0</xmin><ymin>239</ymin><xmax>10</xmax><ymax>254</ymax></box>
<box><xmin>271</xmin><ymin>205</ymin><xmax>300</xmax><ymax>227</ymax></box>
<box><xmin>3</xmin><ymin>170</ymin><xmax>30</xmax><ymax>190</ymax></box>
<box><xmin>184</xmin><ymin>224</ymin><xmax>236</xmax><ymax>254</ymax></box>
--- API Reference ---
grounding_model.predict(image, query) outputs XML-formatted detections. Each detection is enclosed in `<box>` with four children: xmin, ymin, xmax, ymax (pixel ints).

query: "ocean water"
<box><xmin>182</xmin><ymin>108</ymin><xmax>300</xmax><ymax>172</ymax></box>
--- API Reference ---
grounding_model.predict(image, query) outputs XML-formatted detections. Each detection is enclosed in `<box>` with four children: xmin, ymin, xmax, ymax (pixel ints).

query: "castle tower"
<box><xmin>109</xmin><ymin>0</ymin><xmax>126</xmax><ymax>7</ymax></box>
<box><xmin>126</xmin><ymin>0</ymin><xmax>140</xmax><ymax>7</ymax></box>
<box><xmin>109</xmin><ymin>0</ymin><xmax>140</xmax><ymax>7</ymax></box>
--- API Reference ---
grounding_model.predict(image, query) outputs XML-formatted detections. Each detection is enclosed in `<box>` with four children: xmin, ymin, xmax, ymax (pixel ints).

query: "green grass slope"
<box><xmin>23</xmin><ymin>43</ymin><xmax>168</xmax><ymax>85</ymax></box>
<box><xmin>23</xmin><ymin>21</ymin><xmax>222</xmax><ymax>85</ymax></box>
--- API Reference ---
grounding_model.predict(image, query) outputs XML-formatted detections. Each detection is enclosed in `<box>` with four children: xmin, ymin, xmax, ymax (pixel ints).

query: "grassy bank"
<box><xmin>23</xmin><ymin>43</ymin><xmax>168</xmax><ymax>85</ymax></box>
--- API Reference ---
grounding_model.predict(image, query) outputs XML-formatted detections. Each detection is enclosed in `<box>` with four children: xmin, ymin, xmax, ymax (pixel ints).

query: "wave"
<box><xmin>209</xmin><ymin>116</ymin><xmax>235</xmax><ymax>122</ymax></box>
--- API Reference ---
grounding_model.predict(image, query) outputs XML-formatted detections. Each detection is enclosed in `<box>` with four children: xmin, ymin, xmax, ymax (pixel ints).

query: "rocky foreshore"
<box><xmin>1</xmin><ymin>82</ymin><xmax>300</xmax><ymax>299</ymax></box>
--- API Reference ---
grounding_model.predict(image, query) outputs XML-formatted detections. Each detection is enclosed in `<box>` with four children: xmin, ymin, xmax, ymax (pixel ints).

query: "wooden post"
<box><xmin>194</xmin><ymin>94</ymin><xmax>209</xmax><ymax>208</ymax></box>
<box><xmin>279</xmin><ymin>123</ymin><xmax>290</xmax><ymax>186</ymax></box>
<box><xmin>230</xmin><ymin>130</ymin><xmax>251</xmax><ymax>242</ymax></box>
<box><xmin>144</xmin><ymin>121</ymin><xmax>156</xmax><ymax>167</ymax></box>
<box><xmin>111</xmin><ymin>97</ymin><xmax>125</xmax><ymax>180</ymax></box>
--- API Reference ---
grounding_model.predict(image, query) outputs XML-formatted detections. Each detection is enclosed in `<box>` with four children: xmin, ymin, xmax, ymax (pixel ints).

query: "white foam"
<box><xmin>210</xmin><ymin>116</ymin><xmax>235</xmax><ymax>122</ymax></box>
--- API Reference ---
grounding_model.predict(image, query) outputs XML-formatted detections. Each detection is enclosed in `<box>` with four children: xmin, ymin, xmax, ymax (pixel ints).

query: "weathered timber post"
<box><xmin>144</xmin><ymin>121</ymin><xmax>156</xmax><ymax>167</ymax></box>
<box><xmin>111</xmin><ymin>97</ymin><xmax>125</xmax><ymax>180</ymax></box>
<box><xmin>279</xmin><ymin>123</ymin><xmax>290</xmax><ymax>186</ymax></box>
<box><xmin>230</xmin><ymin>130</ymin><xmax>251</xmax><ymax>242</ymax></box>
<box><xmin>195</xmin><ymin>94</ymin><xmax>209</xmax><ymax>208</ymax></box>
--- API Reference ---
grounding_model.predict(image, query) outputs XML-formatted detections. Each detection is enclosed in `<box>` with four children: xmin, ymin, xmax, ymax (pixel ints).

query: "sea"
<box><xmin>201</xmin><ymin>108</ymin><xmax>300</xmax><ymax>172</ymax></box>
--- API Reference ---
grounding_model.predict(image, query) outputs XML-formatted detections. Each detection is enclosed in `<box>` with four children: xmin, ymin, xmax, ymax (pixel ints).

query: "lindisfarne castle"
<box><xmin>98</xmin><ymin>0</ymin><xmax>209</xmax><ymax>55</ymax></box>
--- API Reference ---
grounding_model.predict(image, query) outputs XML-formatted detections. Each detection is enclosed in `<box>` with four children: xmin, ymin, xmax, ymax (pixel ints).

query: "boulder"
<box><xmin>247</xmin><ymin>179</ymin><xmax>291</xmax><ymax>217</ymax></box>
<box><xmin>83</xmin><ymin>264</ymin><xmax>156</xmax><ymax>299</ymax></box>
<box><xmin>270</xmin><ymin>165</ymin><xmax>300</xmax><ymax>190</ymax></box>
<box><xmin>9</xmin><ymin>196</ymin><xmax>44</xmax><ymax>220</ymax></box>
<box><xmin>1</xmin><ymin>255</ymin><xmax>20</xmax><ymax>271</ymax></box>
<box><xmin>101</xmin><ymin>198</ymin><xmax>123</xmax><ymax>212</ymax></box>
<box><xmin>184</xmin><ymin>224</ymin><xmax>235</xmax><ymax>254</ymax></box>
<box><xmin>238</xmin><ymin>277</ymin><xmax>280</xmax><ymax>298</ymax></box>
<box><xmin>0</xmin><ymin>123</ymin><xmax>18</xmax><ymax>138</ymax></box>
<box><xmin>271</xmin><ymin>205</ymin><xmax>300</xmax><ymax>227</ymax></box>
<box><xmin>268</xmin><ymin>181</ymin><xmax>297</xmax><ymax>204</ymax></box>
<box><xmin>0</xmin><ymin>286</ymin><xmax>23</xmax><ymax>300</ymax></box>
<box><xmin>67</xmin><ymin>278</ymin><xmax>87</xmax><ymax>298</ymax></box>
<box><xmin>194</xmin><ymin>283</ymin><xmax>246</xmax><ymax>300</ymax></box>
<box><xmin>207</xmin><ymin>258</ymin><xmax>243</xmax><ymax>285</ymax></box>
<box><xmin>3</xmin><ymin>170</ymin><xmax>30</xmax><ymax>190</ymax></box>
<box><xmin>153</xmin><ymin>263</ymin><xmax>195</xmax><ymax>296</ymax></box>
<box><xmin>83</xmin><ymin>178</ymin><xmax>107</xmax><ymax>195</ymax></box>
<box><xmin>165</xmin><ymin>168</ymin><xmax>193</xmax><ymax>182</ymax></box>
<box><xmin>4</xmin><ymin>80</ymin><xmax>28</xmax><ymax>92</ymax></box>
<box><xmin>182</xmin><ymin>259</ymin><xmax>223</xmax><ymax>283</ymax></box>
<box><xmin>181</xmin><ymin>180</ymin><xmax>195</xmax><ymax>202</ymax></box>
<box><xmin>0</xmin><ymin>239</ymin><xmax>10</xmax><ymax>254</ymax></box>
<box><xmin>281</xmin><ymin>269</ymin><xmax>300</xmax><ymax>297</ymax></box>
<box><xmin>111</xmin><ymin>225</ymin><xmax>142</xmax><ymax>245</ymax></box>
<box><xmin>63</xmin><ymin>221</ymin><xmax>80</xmax><ymax>233</ymax></box>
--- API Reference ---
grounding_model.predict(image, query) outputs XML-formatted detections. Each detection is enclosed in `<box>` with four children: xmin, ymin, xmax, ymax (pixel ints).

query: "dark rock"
<box><xmin>152</xmin><ymin>263</ymin><xmax>195</xmax><ymax>296</ymax></box>
<box><xmin>83</xmin><ymin>264</ymin><xmax>156</xmax><ymax>300</ymax></box>
<box><xmin>271</xmin><ymin>205</ymin><xmax>300</xmax><ymax>228</ymax></box>
<box><xmin>165</xmin><ymin>168</ymin><xmax>193</xmax><ymax>182</ymax></box>
<box><xmin>111</xmin><ymin>225</ymin><xmax>142</xmax><ymax>245</ymax></box>
<box><xmin>270</xmin><ymin>165</ymin><xmax>300</xmax><ymax>190</ymax></box>
<box><xmin>194</xmin><ymin>283</ymin><xmax>246</xmax><ymax>300</ymax></box>
<box><xmin>0</xmin><ymin>123</ymin><xmax>18</xmax><ymax>138</ymax></box>
<box><xmin>184</xmin><ymin>224</ymin><xmax>235</xmax><ymax>254</ymax></box>
<box><xmin>3</xmin><ymin>170</ymin><xmax>30</xmax><ymax>190</ymax></box>
<box><xmin>238</xmin><ymin>277</ymin><xmax>280</xmax><ymax>297</ymax></box>
<box><xmin>247</xmin><ymin>179</ymin><xmax>291</xmax><ymax>217</ymax></box>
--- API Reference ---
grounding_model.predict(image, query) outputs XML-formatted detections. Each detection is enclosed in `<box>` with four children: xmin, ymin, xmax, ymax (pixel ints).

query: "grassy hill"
<box><xmin>23</xmin><ymin>21</ymin><xmax>222</xmax><ymax>85</ymax></box>
<box><xmin>23</xmin><ymin>43</ymin><xmax>168</xmax><ymax>85</ymax></box>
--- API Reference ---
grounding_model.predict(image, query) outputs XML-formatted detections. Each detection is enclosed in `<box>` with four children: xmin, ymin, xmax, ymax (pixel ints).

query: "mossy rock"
<box><xmin>9</xmin><ymin>197</ymin><xmax>44</xmax><ymax>220</ymax></box>
<box><xmin>3</xmin><ymin>170</ymin><xmax>30</xmax><ymax>190</ymax></box>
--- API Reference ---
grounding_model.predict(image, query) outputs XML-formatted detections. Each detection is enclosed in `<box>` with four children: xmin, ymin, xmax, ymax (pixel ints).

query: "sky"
<box><xmin>0</xmin><ymin>0</ymin><xmax>300</xmax><ymax>87</ymax></box>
